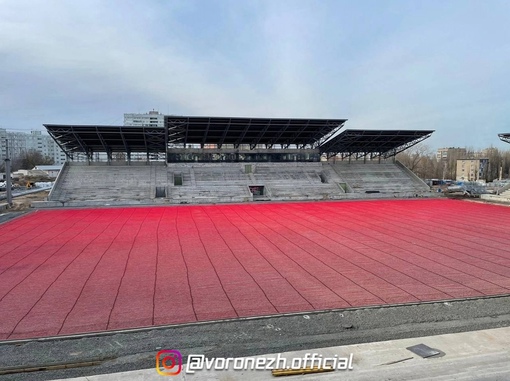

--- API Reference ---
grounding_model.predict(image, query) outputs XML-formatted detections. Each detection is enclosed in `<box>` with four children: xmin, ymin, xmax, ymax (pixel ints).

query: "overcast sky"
<box><xmin>1</xmin><ymin>0</ymin><xmax>509</xmax><ymax>149</ymax></box>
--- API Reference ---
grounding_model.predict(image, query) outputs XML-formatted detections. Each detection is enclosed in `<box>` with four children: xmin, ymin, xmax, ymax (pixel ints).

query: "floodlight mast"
<box><xmin>4</xmin><ymin>138</ymin><xmax>12</xmax><ymax>206</ymax></box>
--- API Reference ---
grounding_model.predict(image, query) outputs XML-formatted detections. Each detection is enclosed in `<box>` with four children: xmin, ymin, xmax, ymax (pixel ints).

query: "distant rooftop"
<box><xmin>34</xmin><ymin>165</ymin><xmax>63</xmax><ymax>171</ymax></box>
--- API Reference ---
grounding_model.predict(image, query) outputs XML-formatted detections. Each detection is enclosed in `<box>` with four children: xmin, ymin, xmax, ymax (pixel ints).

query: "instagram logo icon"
<box><xmin>156</xmin><ymin>349</ymin><xmax>182</xmax><ymax>376</ymax></box>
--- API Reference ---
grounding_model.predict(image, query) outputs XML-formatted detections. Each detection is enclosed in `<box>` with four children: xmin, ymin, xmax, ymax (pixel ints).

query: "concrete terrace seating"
<box><xmin>49</xmin><ymin>163</ymin><xmax>167</xmax><ymax>202</ymax></box>
<box><xmin>481</xmin><ymin>184</ymin><xmax>510</xmax><ymax>204</ymax></box>
<box><xmin>168</xmin><ymin>184</ymin><xmax>252</xmax><ymax>204</ymax></box>
<box><xmin>163</xmin><ymin>163</ymin><xmax>253</xmax><ymax>203</ymax></box>
<box><xmin>500</xmin><ymin>189</ymin><xmax>510</xmax><ymax>198</ymax></box>
<box><xmin>268</xmin><ymin>183</ymin><xmax>343</xmax><ymax>200</ymax></box>
<box><xmin>45</xmin><ymin>160</ymin><xmax>433</xmax><ymax>207</ymax></box>
<box><xmin>192</xmin><ymin>163</ymin><xmax>251</xmax><ymax>185</ymax></box>
<box><xmin>252</xmin><ymin>163</ymin><xmax>323</xmax><ymax>184</ymax></box>
<box><xmin>249</xmin><ymin>163</ymin><xmax>345</xmax><ymax>200</ymax></box>
<box><xmin>328</xmin><ymin>162</ymin><xmax>431</xmax><ymax>195</ymax></box>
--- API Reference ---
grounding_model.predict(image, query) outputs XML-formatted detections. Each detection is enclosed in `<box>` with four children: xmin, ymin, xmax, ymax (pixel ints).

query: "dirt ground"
<box><xmin>8</xmin><ymin>190</ymin><xmax>50</xmax><ymax>211</ymax></box>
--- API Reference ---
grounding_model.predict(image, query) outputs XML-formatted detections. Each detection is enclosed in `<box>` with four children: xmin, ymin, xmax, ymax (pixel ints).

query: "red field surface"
<box><xmin>1</xmin><ymin>199</ymin><xmax>510</xmax><ymax>340</ymax></box>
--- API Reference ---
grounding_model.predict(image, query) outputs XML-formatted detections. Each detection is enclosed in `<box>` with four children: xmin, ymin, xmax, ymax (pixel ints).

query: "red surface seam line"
<box><xmin>58</xmin><ymin>208</ymin><xmax>137</xmax><ymax>334</ymax></box>
<box><xmin>174</xmin><ymin>208</ymin><xmax>198</xmax><ymax>321</ymax></box>
<box><xmin>216</xmin><ymin>205</ymin><xmax>313</xmax><ymax>310</ymax></box>
<box><xmin>6</xmin><ymin>209</ymin><xmax>109</xmax><ymax>338</ymax></box>
<box><xmin>316</xmin><ymin>203</ymin><xmax>509</xmax><ymax>294</ymax></box>
<box><xmin>246</xmin><ymin>204</ymin><xmax>406</xmax><ymax>303</ymax></box>
<box><xmin>286</xmin><ymin>203</ymin><xmax>464</xmax><ymax>295</ymax></box>
<box><xmin>188</xmin><ymin>208</ymin><xmax>239</xmax><ymax>317</ymax></box>
<box><xmin>392</xmin><ymin>200</ymin><xmax>510</xmax><ymax>240</ymax></box>
<box><xmin>0</xmin><ymin>210</ymin><xmax>97</xmax><ymax>302</ymax></box>
<box><xmin>0</xmin><ymin>211</ymin><xmax>77</xmax><ymax>264</ymax></box>
<box><xmin>374</xmin><ymin>202</ymin><xmax>510</xmax><ymax>261</ymax></box>
<box><xmin>389</xmin><ymin>201</ymin><xmax>510</xmax><ymax>242</ymax></box>
<box><xmin>0</xmin><ymin>209</ymin><xmax>40</xmax><ymax>234</ymax></box>
<box><xmin>106</xmin><ymin>209</ymin><xmax>152</xmax><ymax>329</ymax></box>
<box><xmin>201</xmin><ymin>206</ymin><xmax>278</xmax><ymax>313</ymax></box>
<box><xmin>333</xmin><ymin>203</ymin><xmax>510</xmax><ymax>291</ymax></box>
<box><xmin>231</xmin><ymin>205</ymin><xmax>356</xmax><ymax>307</ymax></box>
<box><xmin>0</xmin><ymin>212</ymin><xmax>60</xmax><ymax>248</ymax></box>
<box><xmin>224</xmin><ymin>205</ymin><xmax>338</xmax><ymax>309</ymax></box>
<box><xmin>274</xmin><ymin>204</ymin><xmax>453</xmax><ymax>300</ymax></box>
<box><xmin>152</xmin><ymin>208</ymin><xmax>165</xmax><ymax>325</ymax></box>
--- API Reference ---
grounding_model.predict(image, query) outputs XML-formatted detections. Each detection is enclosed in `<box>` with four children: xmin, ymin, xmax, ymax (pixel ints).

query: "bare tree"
<box><xmin>397</xmin><ymin>144</ymin><xmax>510</xmax><ymax>181</ymax></box>
<box><xmin>18</xmin><ymin>149</ymin><xmax>54</xmax><ymax>170</ymax></box>
<box><xmin>396</xmin><ymin>144</ymin><xmax>438</xmax><ymax>179</ymax></box>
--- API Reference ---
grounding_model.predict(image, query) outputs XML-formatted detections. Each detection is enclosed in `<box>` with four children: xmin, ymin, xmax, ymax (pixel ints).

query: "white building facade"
<box><xmin>124</xmin><ymin>110</ymin><xmax>164</xmax><ymax>127</ymax></box>
<box><xmin>0</xmin><ymin>129</ymin><xmax>67</xmax><ymax>164</ymax></box>
<box><xmin>456</xmin><ymin>158</ymin><xmax>489</xmax><ymax>182</ymax></box>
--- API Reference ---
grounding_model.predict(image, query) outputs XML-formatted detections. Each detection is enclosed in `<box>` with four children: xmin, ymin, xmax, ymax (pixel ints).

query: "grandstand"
<box><xmin>499</xmin><ymin>133</ymin><xmax>510</xmax><ymax>144</ymax></box>
<box><xmin>40</xmin><ymin>117</ymin><xmax>435</xmax><ymax>206</ymax></box>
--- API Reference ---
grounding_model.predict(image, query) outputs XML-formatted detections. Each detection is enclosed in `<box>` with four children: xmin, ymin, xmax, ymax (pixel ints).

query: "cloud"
<box><xmin>1</xmin><ymin>0</ymin><xmax>510</xmax><ymax>149</ymax></box>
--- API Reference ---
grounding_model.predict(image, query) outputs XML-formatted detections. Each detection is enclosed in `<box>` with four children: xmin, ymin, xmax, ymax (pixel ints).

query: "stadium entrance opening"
<box><xmin>249</xmin><ymin>186</ymin><xmax>265</xmax><ymax>197</ymax></box>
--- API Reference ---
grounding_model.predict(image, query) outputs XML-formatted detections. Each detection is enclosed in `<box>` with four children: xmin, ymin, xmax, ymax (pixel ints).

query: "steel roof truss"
<box><xmin>235</xmin><ymin>118</ymin><xmax>253</xmax><ymax>148</ymax></box>
<box><xmin>218</xmin><ymin>118</ymin><xmax>233</xmax><ymax>149</ymax></box>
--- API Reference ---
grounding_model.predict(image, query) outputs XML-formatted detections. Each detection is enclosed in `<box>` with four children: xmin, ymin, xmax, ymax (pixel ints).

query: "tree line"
<box><xmin>396</xmin><ymin>144</ymin><xmax>510</xmax><ymax>181</ymax></box>
<box><xmin>0</xmin><ymin>150</ymin><xmax>54</xmax><ymax>173</ymax></box>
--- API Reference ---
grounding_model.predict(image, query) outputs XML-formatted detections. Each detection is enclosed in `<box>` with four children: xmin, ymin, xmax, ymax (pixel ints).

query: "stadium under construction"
<box><xmin>41</xmin><ymin>116</ymin><xmax>435</xmax><ymax>206</ymax></box>
<box><xmin>2</xmin><ymin>116</ymin><xmax>510</xmax><ymax>381</ymax></box>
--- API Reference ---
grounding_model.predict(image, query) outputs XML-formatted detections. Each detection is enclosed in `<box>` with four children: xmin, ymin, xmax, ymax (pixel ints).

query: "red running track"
<box><xmin>1</xmin><ymin>199</ymin><xmax>510</xmax><ymax>340</ymax></box>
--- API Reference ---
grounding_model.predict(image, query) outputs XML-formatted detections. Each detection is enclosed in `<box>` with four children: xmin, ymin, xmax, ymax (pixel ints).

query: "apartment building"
<box><xmin>124</xmin><ymin>110</ymin><xmax>164</xmax><ymax>127</ymax></box>
<box><xmin>456</xmin><ymin>158</ymin><xmax>489</xmax><ymax>182</ymax></box>
<box><xmin>0</xmin><ymin>129</ymin><xmax>66</xmax><ymax>164</ymax></box>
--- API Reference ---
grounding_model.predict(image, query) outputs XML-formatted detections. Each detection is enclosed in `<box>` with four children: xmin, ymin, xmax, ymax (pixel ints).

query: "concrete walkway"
<box><xmin>51</xmin><ymin>326</ymin><xmax>510</xmax><ymax>380</ymax></box>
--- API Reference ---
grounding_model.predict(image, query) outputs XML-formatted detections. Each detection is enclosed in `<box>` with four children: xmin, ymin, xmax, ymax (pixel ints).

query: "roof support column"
<box><xmin>165</xmin><ymin>124</ymin><xmax>169</xmax><ymax>167</ymax></box>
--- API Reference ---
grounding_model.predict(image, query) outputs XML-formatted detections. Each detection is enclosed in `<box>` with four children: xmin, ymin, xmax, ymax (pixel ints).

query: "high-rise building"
<box><xmin>124</xmin><ymin>110</ymin><xmax>164</xmax><ymax>127</ymax></box>
<box><xmin>436</xmin><ymin>147</ymin><xmax>468</xmax><ymax>180</ymax></box>
<box><xmin>0</xmin><ymin>129</ymin><xmax>66</xmax><ymax>165</ymax></box>
<box><xmin>0</xmin><ymin>128</ymin><xmax>7</xmax><ymax>160</ymax></box>
<box><xmin>436</xmin><ymin>147</ymin><xmax>467</xmax><ymax>161</ymax></box>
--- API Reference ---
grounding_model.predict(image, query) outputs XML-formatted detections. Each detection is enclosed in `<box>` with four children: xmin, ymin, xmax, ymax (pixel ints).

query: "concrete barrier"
<box><xmin>481</xmin><ymin>194</ymin><xmax>510</xmax><ymax>204</ymax></box>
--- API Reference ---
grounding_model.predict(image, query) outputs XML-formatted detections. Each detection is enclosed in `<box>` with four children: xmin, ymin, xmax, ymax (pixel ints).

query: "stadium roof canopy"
<box><xmin>44</xmin><ymin>125</ymin><xmax>166</xmax><ymax>159</ymax></box>
<box><xmin>44</xmin><ymin>117</ymin><xmax>347</xmax><ymax>159</ymax></box>
<box><xmin>499</xmin><ymin>133</ymin><xmax>510</xmax><ymax>144</ymax></box>
<box><xmin>44</xmin><ymin>120</ymin><xmax>433</xmax><ymax>161</ymax></box>
<box><xmin>165</xmin><ymin>116</ymin><xmax>347</xmax><ymax>148</ymax></box>
<box><xmin>319</xmin><ymin>129</ymin><xmax>434</xmax><ymax>159</ymax></box>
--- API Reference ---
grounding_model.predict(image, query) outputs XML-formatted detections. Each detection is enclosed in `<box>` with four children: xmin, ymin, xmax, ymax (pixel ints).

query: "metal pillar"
<box><xmin>4</xmin><ymin>139</ymin><xmax>12</xmax><ymax>206</ymax></box>
<box><xmin>165</xmin><ymin>127</ymin><xmax>169</xmax><ymax>167</ymax></box>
